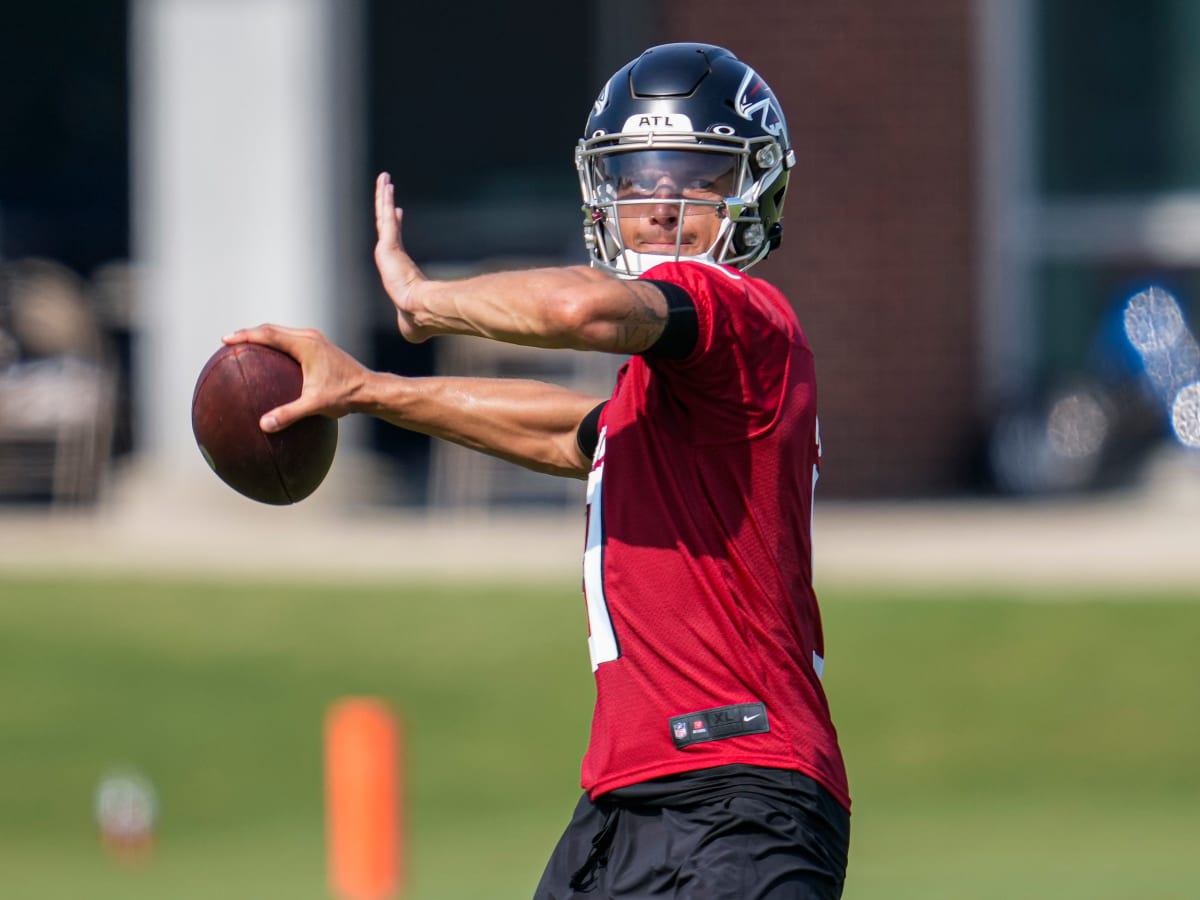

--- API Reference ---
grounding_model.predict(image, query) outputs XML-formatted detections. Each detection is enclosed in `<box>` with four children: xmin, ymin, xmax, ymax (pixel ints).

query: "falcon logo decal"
<box><xmin>734</xmin><ymin>68</ymin><xmax>785</xmax><ymax>137</ymax></box>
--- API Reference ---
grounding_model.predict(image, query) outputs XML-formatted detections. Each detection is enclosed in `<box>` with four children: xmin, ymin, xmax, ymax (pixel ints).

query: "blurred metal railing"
<box><xmin>0</xmin><ymin>259</ymin><xmax>119</xmax><ymax>506</ymax></box>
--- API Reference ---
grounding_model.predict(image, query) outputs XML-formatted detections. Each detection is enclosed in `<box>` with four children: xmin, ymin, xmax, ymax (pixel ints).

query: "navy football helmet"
<box><xmin>577</xmin><ymin>43</ymin><xmax>794</xmax><ymax>278</ymax></box>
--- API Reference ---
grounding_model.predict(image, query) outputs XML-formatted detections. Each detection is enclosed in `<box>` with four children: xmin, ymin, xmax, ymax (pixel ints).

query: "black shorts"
<box><xmin>532</xmin><ymin>765</ymin><xmax>850</xmax><ymax>900</ymax></box>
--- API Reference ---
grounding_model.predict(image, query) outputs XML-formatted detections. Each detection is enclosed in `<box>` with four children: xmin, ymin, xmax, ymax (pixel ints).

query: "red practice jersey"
<box><xmin>579</xmin><ymin>260</ymin><xmax>850</xmax><ymax>811</ymax></box>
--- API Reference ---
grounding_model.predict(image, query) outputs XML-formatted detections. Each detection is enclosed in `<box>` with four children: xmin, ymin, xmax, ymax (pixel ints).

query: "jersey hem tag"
<box><xmin>669</xmin><ymin>701</ymin><xmax>769</xmax><ymax>749</ymax></box>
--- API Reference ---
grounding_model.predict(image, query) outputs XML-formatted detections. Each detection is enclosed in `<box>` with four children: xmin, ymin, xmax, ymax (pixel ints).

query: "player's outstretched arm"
<box><xmin>223</xmin><ymin>324</ymin><xmax>599</xmax><ymax>478</ymax></box>
<box><xmin>359</xmin><ymin>373</ymin><xmax>601</xmax><ymax>479</ymax></box>
<box><xmin>374</xmin><ymin>172</ymin><xmax>669</xmax><ymax>355</ymax></box>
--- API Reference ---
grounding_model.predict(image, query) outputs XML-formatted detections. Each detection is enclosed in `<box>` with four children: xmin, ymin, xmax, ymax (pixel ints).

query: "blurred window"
<box><xmin>0</xmin><ymin>1</ymin><xmax>128</xmax><ymax>270</ymax></box>
<box><xmin>1036</xmin><ymin>0</ymin><xmax>1200</xmax><ymax>195</ymax></box>
<box><xmin>1027</xmin><ymin>0</ymin><xmax>1200</xmax><ymax>385</ymax></box>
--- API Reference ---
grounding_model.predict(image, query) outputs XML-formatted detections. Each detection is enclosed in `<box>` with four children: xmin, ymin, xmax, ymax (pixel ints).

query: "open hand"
<box><xmin>374</xmin><ymin>172</ymin><xmax>432</xmax><ymax>343</ymax></box>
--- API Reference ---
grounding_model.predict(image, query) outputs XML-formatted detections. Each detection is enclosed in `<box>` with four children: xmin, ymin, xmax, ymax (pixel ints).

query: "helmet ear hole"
<box><xmin>733</xmin><ymin>222</ymin><xmax>764</xmax><ymax>256</ymax></box>
<box><xmin>733</xmin><ymin>225</ymin><xmax>749</xmax><ymax>255</ymax></box>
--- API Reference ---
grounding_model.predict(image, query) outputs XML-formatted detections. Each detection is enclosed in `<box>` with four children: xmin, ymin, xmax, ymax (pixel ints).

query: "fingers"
<box><xmin>375</xmin><ymin>172</ymin><xmax>402</xmax><ymax>247</ymax></box>
<box><xmin>220</xmin><ymin>324</ymin><xmax>328</xmax><ymax>432</ymax></box>
<box><xmin>260</xmin><ymin>398</ymin><xmax>316</xmax><ymax>433</ymax></box>
<box><xmin>223</xmin><ymin>323</ymin><xmax>307</xmax><ymax>357</ymax></box>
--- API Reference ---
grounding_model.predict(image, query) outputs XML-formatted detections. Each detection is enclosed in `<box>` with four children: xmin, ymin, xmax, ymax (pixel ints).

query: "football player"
<box><xmin>228</xmin><ymin>42</ymin><xmax>851</xmax><ymax>899</ymax></box>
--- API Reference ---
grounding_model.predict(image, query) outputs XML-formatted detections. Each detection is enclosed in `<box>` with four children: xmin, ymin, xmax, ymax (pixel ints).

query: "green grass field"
<box><xmin>1</xmin><ymin>574</ymin><xmax>1197</xmax><ymax>899</ymax></box>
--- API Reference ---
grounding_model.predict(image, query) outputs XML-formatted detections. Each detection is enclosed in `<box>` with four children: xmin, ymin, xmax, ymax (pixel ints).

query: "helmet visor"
<box><xmin>593</xmin><ymin>150</ymin><xmax>740</xmax><ymax>204</ymax></box>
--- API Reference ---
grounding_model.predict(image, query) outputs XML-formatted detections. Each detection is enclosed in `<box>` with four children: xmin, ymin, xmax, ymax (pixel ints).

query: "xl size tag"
<box><xmin>669</xmin><ymin>702</ymin><xmax>769</xmax><ymax>749</ymax></box>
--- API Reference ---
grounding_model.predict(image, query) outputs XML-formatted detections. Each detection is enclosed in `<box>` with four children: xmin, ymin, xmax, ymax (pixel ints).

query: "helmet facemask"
<box><xmin>577</xmin><ymin>134</ymin><xmax>787</xmax><ymax>279</ymax></box>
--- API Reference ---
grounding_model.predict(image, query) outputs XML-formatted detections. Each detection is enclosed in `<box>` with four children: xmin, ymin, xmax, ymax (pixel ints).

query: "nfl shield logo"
<box><xmin>673</xmin><ymin>721</ymin><xmax>688</xmax><ymax>740</ymax></box>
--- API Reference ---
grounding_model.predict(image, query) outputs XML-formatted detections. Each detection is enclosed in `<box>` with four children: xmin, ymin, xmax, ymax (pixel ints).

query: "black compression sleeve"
<box><xmin>576</xmin><ymin>401</ymin><xmax>608</xmax><ymax>460</ymax></box>
<box><xmin>642</xmin><ymin>280</ymin><xmax>698</xmax><ymax>360</ymax></box>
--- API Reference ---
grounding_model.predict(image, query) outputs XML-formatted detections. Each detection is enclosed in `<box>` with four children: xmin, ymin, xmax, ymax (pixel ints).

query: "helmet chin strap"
<box><xmin>612</xmin><ymin>249</ymin><xmax>689</xmax><ymax>278</ymax></box>
<box><xmin>603</xmin><ymin>216</ymin><xmax>734</xmax><ymax>278</ymax></box>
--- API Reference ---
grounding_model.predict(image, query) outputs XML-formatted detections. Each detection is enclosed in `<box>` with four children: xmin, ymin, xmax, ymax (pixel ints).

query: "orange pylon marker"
<box><xmin>325</xmin><ymin>698</ymin><xmax>403</xmax><ymax>900</ymax></box>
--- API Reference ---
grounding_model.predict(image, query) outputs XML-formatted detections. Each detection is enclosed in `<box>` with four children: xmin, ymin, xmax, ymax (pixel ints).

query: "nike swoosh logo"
<box><xmin>743</xmin><ymin>713</ymin><xmax>762</xmax><ymax>722</ymax></box>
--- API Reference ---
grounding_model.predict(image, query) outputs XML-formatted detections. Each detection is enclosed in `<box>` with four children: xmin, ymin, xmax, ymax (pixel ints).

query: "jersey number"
<box><xmin>583</xmin><ymin>430</ymin><xmax>619</xmax><ymax>670</ymax></box>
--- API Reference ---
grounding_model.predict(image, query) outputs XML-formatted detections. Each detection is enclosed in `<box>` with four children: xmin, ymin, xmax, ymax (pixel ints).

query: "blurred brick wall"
<box><xmin>663</xmin><ymin>2</ymin><xmax>979</xmax><ymax>496</ymax></box>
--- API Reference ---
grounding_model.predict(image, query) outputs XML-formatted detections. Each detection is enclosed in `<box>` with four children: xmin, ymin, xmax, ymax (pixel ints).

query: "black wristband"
<box><xmin>576</xmin><ymin>401</ymin><xmax>608</xmax><ymax>460</ymax></box>
<box><xmin>642</xmin><ymin>280</ymin><xmax>698</xmax><ymax>360</ymax></box>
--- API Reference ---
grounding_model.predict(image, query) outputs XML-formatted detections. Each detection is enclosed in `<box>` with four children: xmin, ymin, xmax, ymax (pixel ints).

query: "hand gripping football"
<box><xmin>191</xmin><ymin>343</ymin><xmax>338</xmax><ymax>504</ymax></box>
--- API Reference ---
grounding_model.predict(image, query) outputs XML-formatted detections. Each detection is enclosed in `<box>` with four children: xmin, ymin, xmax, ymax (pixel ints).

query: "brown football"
<box><xmin>191</xmin><ymin>343</ymin><xmax>338</xmax><ymax>505</ymax></box>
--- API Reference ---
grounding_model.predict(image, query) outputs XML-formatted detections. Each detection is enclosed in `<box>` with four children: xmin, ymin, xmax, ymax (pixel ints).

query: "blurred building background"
<box><xmin>2</xmin><ymin>0</ymin><xmax>1199</xmax><ymax>508</ymax></box>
